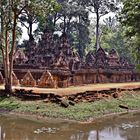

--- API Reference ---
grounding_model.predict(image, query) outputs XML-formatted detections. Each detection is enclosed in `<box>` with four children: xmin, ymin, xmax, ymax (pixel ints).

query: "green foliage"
<box><xmin>83</xmin><ymin>0</ymin><xmax>118</xmax><ymax>14</ymax></box>
<box><xmin>81</xmin><ymin>0</ymin><xmax>119</xmax><ymax>51</ymax></box>
<box><xmin>19</xmin><ymin>0</ymin><xmax>119</xmax><ymax>57</ymax></box>
<box><xmin>40</xmin><ymin>0</ymin><xmax>91</xmax><ymax>58</ymax></box>
<box><xmin>19</xmin><ymin>0</ymin><xmax>60</xmax><ymax>40</ymax></box>
<box><xmin>135</xmin><ymin>64</ymin><xmax>140</xmax><ymax>71</ymax></box>
<box><xmin>0</xmin><ymin>97</ymin><xmax>19</xmax><ymax>110</ymax></box>
<box><xmin>120</xmin><ymin>0</ymin><xmax>140</xmax><ymax>64</ymax></box>
<box><xmin>87</xmin><ymin>14</ymin><xmax>138</xmax><ymax>63</ymax></box>
<box><xmin>120</xmin><ymin>0</ymin><xmax>140</xmax><ymax>37</ymax></box>
<box><xmin>100</xmin><ymin>24</ymin><xmax>131</xmax><ymax>59</ymax></box>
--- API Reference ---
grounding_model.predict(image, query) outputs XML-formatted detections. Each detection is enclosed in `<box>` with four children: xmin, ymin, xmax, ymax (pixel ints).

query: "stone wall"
<box><xmin>0</xmin><ymin>69</ymin><xmax>140</xmax><ymax>88</ymax></box>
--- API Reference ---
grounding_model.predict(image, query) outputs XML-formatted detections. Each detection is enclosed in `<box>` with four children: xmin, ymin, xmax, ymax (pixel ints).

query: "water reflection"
<box><xmin>69</xmin><ymin>128</ymin><xmax>126</xmax><ymax>140</ymax></box>
<box><xmin>0</xmin><ymin>113</ymin><xmax>140</xmax><ymax>140</ymax></box>
<box><xmin>87</xmin><ymin>129</ymin><xmax>126</xmax><ymax>140</ymax></box>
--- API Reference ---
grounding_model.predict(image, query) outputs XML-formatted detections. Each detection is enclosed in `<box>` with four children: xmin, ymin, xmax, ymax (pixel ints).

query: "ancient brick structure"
<box><xmin>94</xmin><ymin>47</ymin><xmax>108</xmax><ymax>69</ymax></box>
<box><xmin>17</xmin><ymin>26</ymin><xmax>81</xmax><ymax>71</ymax></box>
<box><xmin>38</xmin><ymin>71</ymin><xmax>56</xmax><ymax>88</ymax></box>
<box><xmin>12</xmin><ymin>71</ymin><xmax>20</xmax><ymax>86</ymax></box>
<box><xmin>107</xmin><ymin>49</ymin><xmax>120</xmax><ymax>68</ymax></box>
<box><xmin>0</xmin><ymin>26</ymin><xmax>140</xmax><ymax>88</ymax></box>
<box><xmin>21</xmin><ymin>71</ymin><xmax>36</xmax><ymax>87</ymax></box>
<box><xmin>14</xmin><ymin>49</ymin><xmax>28</xmax><ymax>64</ymax></box>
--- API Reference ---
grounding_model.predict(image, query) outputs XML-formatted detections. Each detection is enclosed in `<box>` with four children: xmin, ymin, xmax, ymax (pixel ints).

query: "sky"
<box><xmin>19</xmin><ymin>23</ymin><xmax>38</xmax><ymax>42</ymax></box>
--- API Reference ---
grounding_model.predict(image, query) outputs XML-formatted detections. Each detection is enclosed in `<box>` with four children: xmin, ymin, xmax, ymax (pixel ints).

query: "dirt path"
<box><xmin>0</xmin><ymin>82</ymin><xmax>140</xmax><ymax>95</ymax></box>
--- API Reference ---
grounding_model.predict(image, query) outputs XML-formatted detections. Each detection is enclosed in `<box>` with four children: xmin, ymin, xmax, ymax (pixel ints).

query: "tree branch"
<box><xmin>20</xmin><ymin>21</ymin><xmax>28</xmax><ymax>29</ymax></box>
<box><xmin>17</xmin><ymin>5</ymin><xmax>28</xmax><ymax>16</ymax></box>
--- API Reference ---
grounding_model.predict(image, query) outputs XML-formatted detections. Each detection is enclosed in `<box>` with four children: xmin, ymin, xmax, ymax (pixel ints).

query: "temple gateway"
<box><xmin>0</xmin><ymin>26</ymin><xmax>140</xmax><ymax>88</ymax></box>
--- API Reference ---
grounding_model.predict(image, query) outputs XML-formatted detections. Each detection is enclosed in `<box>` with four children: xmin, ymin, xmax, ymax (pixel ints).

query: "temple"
<box><xmin>0</xmin><ymin>25</ymin><xmax>140</xmax><ymax>88</ymax></box>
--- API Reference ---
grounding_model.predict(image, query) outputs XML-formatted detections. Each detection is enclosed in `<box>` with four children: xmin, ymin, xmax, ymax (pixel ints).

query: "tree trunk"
<box><xmin>63</xmin><ymin>15</ymin><xmax>66</xmax><ymax>33</ymax></box>
<box><xmin>29</xmin><ymin>20</ymin><xmax>34</xmax><ymax>41</ymax></box>
<box><xmin>53</xmin><ymin>13</ymin><xmax>57</xmax><ymax>31</ymax></box>
<box><xmin>96</xmin><ymin>130</ymin><xmax>99</xmax><ymax>140</ymax></box>
<box><xmin>0</xmin><ymin>4</ymin><xmax>11</xmax><ymax>94</ymax></box>
<box><xmin>78</xmin><ymin>15</ymin><xmax>83</xmax><ymax>58</ymax></box>
<box><xmin>4</xmin><ymin>29</ymin><xmax>12</xmax><ymax>93</ymax></box>
<box><xmin>95</xmin><ymin>10</ymin><xmax>100</xmax><ymax>51</ymax></box>
<box><xmin>137</xmin><ymin>47</ymin><xmax>140</xmax><ymax>64</ymax></box>
<box><xmin>5</xmin><ymin>30</ymin><xmax>10</xmax><ymax>84</ymax></box>
<box><xmin>8</xmin><ymin>10</ymin><xmax>17</xmax><ymax>93</ymax></box>
<box><xmin>5</xmin><ymin>82</ymin><xmax>12</xmax><ymax>94</ymax></box>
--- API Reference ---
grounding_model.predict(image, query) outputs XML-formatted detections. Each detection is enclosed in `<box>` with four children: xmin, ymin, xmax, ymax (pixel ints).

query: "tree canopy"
<box><xmin>120</xmin><ymin>0</ymin><xmax>140</xmax><ymax>64</ymax></box>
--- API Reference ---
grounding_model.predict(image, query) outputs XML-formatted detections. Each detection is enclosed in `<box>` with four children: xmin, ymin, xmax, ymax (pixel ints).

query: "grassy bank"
<box><xmin>0</xmin><ymin>90</ymin><xmax>140</xmax><ymax>121</ymax></box>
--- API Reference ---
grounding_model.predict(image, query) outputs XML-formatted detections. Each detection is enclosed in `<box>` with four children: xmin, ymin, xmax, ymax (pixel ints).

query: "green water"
<box><xmin>0</xmin><ymin>112</ymin><xmax>140</xmax><ymax>140</ymax></box>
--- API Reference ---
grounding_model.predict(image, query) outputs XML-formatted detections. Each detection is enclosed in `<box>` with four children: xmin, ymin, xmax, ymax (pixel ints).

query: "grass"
<box><xmin>0</xmin><ymin>97</ymin><xmax>19</xmax><ymax>110</ymax></box>
<box><xmin>0</xmin><ymin>90</ymin><xmax>140</xmax><ymax>121</ymax></box>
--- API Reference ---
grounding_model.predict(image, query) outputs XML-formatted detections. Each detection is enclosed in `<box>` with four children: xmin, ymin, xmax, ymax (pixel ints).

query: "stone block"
<box><xmin>12</xmin><ymin>71</ymin><xmax>20</xmax><ymax>86</ymax></box>
<box><xmin>58</xmin><ymin>79</ymin><xmax>68</xmax><ymax>88</ymax></box>
<box><xmin>73</xmin><ymin>75</ymin><xmax>83</xmax><ymax>85</ymax></box>
<box><xmin>38</xmin><ymin>71</ymin><xmax>56</xmax><ymax>88</ymax></box>
<box><xmin>21</xmin><ymin>71</ymin><xmax>36</xmax><ymax>87</ymax></box>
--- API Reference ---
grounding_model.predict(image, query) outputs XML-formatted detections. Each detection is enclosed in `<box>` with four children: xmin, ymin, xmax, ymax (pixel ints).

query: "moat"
<box><xmin>0</xmin><ymin>112</ymin><xmax>140</xmax><ymax>140</ymax></box>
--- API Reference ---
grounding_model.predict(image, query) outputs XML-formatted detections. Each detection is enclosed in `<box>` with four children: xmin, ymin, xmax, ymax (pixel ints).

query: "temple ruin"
<box><xmin>0</xmin><ymin>25</ymin><xmax>140</xmax><ymax>88</ymax></box>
